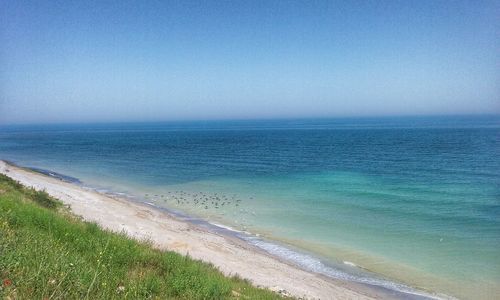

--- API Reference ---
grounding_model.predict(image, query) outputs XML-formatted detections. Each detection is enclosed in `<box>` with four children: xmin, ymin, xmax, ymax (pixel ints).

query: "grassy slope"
<box><xmin>0</xmin><ymin>174</ymin><xmax>282</xmax><ymax>299</ymax></box>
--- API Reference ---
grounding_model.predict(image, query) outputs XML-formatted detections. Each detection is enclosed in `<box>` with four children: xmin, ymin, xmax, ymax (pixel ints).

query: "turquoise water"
<box><xmin>1</xmin><ymin>116</ymin><xmax>499</xmax><ymax>299</ymax></box>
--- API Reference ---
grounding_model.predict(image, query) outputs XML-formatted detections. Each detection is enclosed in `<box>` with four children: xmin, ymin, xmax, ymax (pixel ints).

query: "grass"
<box><xmin>0</xmin><ymin>174</ymin><xmax>283</xmax><ymax>299</ymax></box>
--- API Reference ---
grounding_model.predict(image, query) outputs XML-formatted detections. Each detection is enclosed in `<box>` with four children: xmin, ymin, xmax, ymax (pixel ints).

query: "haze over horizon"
<box><xmin>1</xmin><ymin>1</ymin><xmax>499</xmax><ymax>125</ymax></box>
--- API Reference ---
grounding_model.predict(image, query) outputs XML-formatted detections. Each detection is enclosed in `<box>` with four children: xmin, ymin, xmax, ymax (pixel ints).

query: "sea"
<box><xmin>1</xmin><ymin>115</ymin><xmax>498</xmax><ymax>300</ymax></box>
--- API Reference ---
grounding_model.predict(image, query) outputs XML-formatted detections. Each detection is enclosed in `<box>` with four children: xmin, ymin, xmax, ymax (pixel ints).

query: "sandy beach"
<box><xmin>0</xmin><ymin>160</ymin><xmax>387</xmax><ymax>300</ymax></box>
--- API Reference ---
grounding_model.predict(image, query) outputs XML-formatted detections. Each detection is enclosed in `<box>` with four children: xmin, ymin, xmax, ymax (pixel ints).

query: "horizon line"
<box><xmin>1</xmin><ymin>112</ymin><xmax>499</xmax><ymax>127</ymax></box>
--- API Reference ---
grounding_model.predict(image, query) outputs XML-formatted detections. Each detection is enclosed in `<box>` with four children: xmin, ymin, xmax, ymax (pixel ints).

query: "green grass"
<box><xmin>0</xmin><ymin>174</ymin><xmax>283</xmax><ymax>299</ymax></box>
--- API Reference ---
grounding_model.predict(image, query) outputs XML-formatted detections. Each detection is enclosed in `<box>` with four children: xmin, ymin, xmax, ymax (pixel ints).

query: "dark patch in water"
<box><xmin>29</xmin><ymin>166</ymin><xmax>81</xmax><ymax>184</ymax></box>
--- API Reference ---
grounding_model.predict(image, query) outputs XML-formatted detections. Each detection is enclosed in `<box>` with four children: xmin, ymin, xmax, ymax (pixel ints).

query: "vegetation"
<box><xmin>0</xmin><ymin>174</ymin><xmax>282</xmax><ymax>299</ymax></box>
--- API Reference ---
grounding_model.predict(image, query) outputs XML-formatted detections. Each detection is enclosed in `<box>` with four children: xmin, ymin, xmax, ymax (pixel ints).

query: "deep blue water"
<box><xmin>1</xmin><ymin>115</ymin><xmax>499</xmax><ymax>299</ymax></box>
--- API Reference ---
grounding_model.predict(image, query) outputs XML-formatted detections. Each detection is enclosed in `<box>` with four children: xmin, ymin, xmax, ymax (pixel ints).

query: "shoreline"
<box><xmin>0</xmin><ymin>160</ymin><xmax>442</xmax><ymax>300</ymax></box>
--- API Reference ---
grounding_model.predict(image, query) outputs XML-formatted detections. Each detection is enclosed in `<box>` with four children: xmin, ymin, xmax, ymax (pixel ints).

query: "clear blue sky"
<box><xmin>1</xmin><ymin>0</ymin><xmax>498</xmax><ymax>124</ymax></box>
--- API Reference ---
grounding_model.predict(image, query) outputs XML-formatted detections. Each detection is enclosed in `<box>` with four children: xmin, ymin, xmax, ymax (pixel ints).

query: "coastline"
<box><xmin>0</xmin><ymin>160</ymin><xmax>451</xmax><ymax>300</ymax></box>
<box><xmin>0</xmin><ymin>160</ymin><xmax>385</xmax><ymax>300</ymax></box>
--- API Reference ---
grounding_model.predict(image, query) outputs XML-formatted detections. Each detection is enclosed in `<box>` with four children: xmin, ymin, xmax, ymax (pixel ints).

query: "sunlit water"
<box><xmin>1</xmin><ymin>116</ymin><xmax>499</xmax><ymax>299</ymax></box>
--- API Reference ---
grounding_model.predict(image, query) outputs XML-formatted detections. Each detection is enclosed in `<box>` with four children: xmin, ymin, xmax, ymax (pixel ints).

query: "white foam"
<box><xmin>243</xmin><ymin>237</ymin><xmax>444</xmax><ymax>300</ymax></box>
<box><xmin>212</xmin><ymin>222</ymin><xmax>244</xmax><ymax>233</ymax></box>
<box><xmin>343</xmin><ymin>261</ymin><xmax>357</xmax><ymax>267</ymax></box>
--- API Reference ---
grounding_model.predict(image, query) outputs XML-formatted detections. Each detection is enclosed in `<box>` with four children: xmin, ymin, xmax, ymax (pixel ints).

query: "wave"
<box><xmin>186</xmin><ymin>218</ymin><xmax>449</xmax><ymax>300</ymax></box>
<box><xmin>240</xmin><ymin>237</ymin><xmax>448</xmax><ymax>300</ymax></box>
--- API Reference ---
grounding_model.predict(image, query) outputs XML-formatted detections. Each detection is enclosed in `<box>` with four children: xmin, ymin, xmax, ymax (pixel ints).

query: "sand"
<box><xmin>0</xmin><ymin>160</ymin><xmax>384</xmax><ymax>300</ymax></box>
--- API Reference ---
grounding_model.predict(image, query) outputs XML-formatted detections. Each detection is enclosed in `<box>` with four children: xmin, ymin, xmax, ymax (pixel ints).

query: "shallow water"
<box><xmin>1</xmin><ymin>116</ymin><xmax>499</xmax><ymax>299</ymax></box>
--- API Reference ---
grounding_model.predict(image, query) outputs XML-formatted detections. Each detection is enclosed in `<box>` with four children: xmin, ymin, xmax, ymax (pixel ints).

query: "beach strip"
<box><xmin>0</xmin><ymin>160</ymin><xmax>384</xmax><ymax>300</ymax></box>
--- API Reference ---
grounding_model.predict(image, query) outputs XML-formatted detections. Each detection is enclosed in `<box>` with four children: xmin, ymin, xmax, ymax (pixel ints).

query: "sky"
<box><xmin>0</xmin><ymin>0</ymin><xmax>499</xmax><ymax>124</ymax></box>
